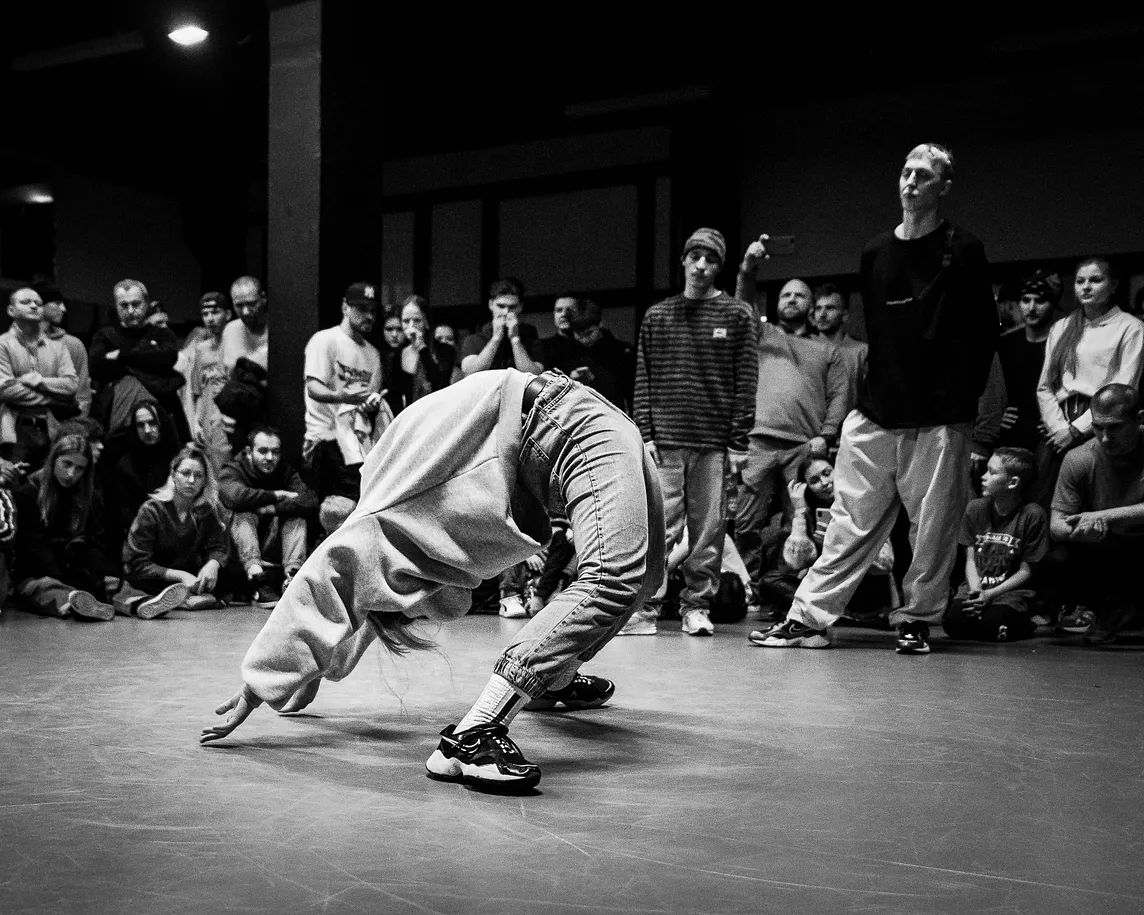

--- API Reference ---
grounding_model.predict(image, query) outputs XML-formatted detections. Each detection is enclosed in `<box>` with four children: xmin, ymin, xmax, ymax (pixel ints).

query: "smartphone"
<box><xmin>764</xmin><ymin>234</ymin><xmax>796</xmax><ymax>256</ymax></box>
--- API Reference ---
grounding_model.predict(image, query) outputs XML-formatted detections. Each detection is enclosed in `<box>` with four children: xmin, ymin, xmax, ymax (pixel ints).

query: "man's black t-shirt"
<box><xmin>857</xmin><ymin>221</ymin><xmax>998</xmax><ymax>429</ymax></box>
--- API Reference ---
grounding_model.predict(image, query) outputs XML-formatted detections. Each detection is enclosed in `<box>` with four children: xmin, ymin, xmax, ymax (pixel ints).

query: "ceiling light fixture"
<box><xmin>168</xmin><ymin>25</ymin><xmax>209</xmax><ymax>46</ymax></box>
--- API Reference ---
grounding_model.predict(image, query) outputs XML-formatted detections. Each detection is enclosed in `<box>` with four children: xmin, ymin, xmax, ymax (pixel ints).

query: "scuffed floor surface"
<box><xmin>2</xmin><ymin>606</ymin><xmax>1143</xmax><ymax>915</ymax></box>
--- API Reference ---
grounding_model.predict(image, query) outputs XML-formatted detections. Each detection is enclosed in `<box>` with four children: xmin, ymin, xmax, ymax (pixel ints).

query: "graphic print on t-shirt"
<box><xmin>335</xmin><ymin>359</ymin><xmax>376</xmax><ymax>393</ymax></box>
<box><xmin>973</xmin><ymin>531</ymin><xmax>1023</xmax><ymax>589</ymax></box>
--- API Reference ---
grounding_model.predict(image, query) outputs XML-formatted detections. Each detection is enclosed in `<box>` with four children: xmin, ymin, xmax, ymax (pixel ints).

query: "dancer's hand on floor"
<box><xmin>200</xmin><ymin>685</ymin><xmax>263</xmax><ymax>744</ymax></box>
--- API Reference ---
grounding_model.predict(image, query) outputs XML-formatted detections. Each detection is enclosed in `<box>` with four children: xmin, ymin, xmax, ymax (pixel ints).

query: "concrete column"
<box><xmin>266</xmin><ymin>0</ymin><xmax>321</xmax><ymax>461</ymax></box>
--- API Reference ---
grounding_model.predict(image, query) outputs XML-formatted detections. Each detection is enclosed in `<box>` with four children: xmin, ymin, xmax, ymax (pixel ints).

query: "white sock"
<box><xmin>455</xmin><ymin>675</ymin><xmax>529</xmax><ymax>733</ymax></box>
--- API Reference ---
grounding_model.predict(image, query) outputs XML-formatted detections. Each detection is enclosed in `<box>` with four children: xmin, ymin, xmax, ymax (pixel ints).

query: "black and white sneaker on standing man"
<box><xmin>748</xmin><ymin>618</ymin><xmax>831</xmax><ymax>648</ymax></box>
<box><xmin>895</xmin><ymin>620</ymin><xmax>931</xmax><ymax>654</ymax></box>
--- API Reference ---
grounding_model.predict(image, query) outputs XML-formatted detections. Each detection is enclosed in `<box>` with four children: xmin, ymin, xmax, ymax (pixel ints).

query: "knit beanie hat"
<box><xmin>683</xmin><ymin>228</ymin><xmax>726</xmax><ymax>263</ymax></box>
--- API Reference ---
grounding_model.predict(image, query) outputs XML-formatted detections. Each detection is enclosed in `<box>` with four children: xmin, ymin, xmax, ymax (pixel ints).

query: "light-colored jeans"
<box><xmin>653</xmin><ymin>446</ymin><xmax>726</xmax><ymax>612</ymax></box>
<box><xmin>230</xmin><ymin>512</ymin><xmax>308</xmax><ymax>576</ymax></box>
<box><xmin>242</xmin><ymin>371</ymin><xmax>664</xmax><ymax>705</ymax></box>
<box><xmin>494</xmin><ymin>374</ymin><xmax>665</xmax><ymax>695</ymax></box>
<box><xmin>789</xmin><ymin>411</ymin><xmax>970</xmax><ymax>630</ymax></box>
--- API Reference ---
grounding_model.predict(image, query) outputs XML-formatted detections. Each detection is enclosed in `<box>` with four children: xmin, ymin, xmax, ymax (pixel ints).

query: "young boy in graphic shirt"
<box><xmin>944</xmin><ymin>446</ymin><xmax>1048</xmax><ymax>642</ymax></box>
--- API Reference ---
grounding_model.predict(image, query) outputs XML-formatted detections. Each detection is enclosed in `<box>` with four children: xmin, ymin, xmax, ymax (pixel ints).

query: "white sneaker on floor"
<box><xmin>67</xmin><ymin>590</ymin><xmax>115</xmax><ymax>621</ymax></box>
<box><xmin>617</xmin><ymin>610</ymin><xmax>657</xmax><ymax>636</ymax></box>
<box><xmin>135</xmin><ymin>584</ymin><xmax>188</xmax><ymax>619</ymax></box>
<box><xmin>681</xmin><ymin>608</ymin><xmax>714</xmax><ymax>636</ymax></box>
<box><xmin>498</xmin><ymin>595</ymin><xmax>528</xmax><ymax>618</ymax></box>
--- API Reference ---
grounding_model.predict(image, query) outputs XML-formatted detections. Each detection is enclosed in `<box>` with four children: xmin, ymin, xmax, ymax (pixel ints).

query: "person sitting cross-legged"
<box><xmin>10</xmin><ymin>433</ymin><xmax>120</xmax><ymax>620</ymax></box>
<box><xmin>219</xmin><ymin>425</ymin><xmax>318</xmax><ymax>607</ymax></box>
<box><xmin>943</xmin><ymin>447</ymin><xmax>1048</xmax><ymax>643</ymax></box>
<box><xmin>122</xmin><ymin>445</ymin><xmax>243</xmax><ymax>612</ymax></box>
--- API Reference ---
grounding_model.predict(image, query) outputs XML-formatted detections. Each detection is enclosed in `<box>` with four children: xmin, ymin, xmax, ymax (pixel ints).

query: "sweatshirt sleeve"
<box><xmin>821</xmin><ymin>346</ymin><xmax>848</xmax><ymax>441</ymax></box>
<box><xmin>1036</xmin><ymin>322</ymin><xmax>1069</xmax><ymax>435</ymax></box>
<box><xmin>38</xmin><ymin>343</ymin><xmax>78</xmax><ymax>400</ymax></box>
<box><xmin>72</xmin><ymin>344</ymin><xmax>92</xmax><ymax>416</ymax></box>
<box><xmin>277</xmin><ymin>467</ymin><xmax>319</xmax><ymax>518</ymax></box>
<box><xmin>728</xmin><ymin>306</ymin><xmax>759</xmax><ymax>453</ymax></box>
<box><xmin>122</xmin><ymin>501</ymin><xmax>168</xmax><ymax>579</ymax></box>
<box><xmin>633</xmin><ymin>317</ymin><xmax>653</xmax><ymax>443</ymax></box>
<box><xmin>218</xmin><ymin>462</ymin><xmax>278</xmax><ymax>511</ymax></box>
<box><xmin>0</xmin><ymin>340</ymin><xmax>49</xmax><ymax>407</ymax></box>
<box><xmin>201</xmin><ymin>511</ymin><xmax>230</xmax><ymax>566</ymax></box>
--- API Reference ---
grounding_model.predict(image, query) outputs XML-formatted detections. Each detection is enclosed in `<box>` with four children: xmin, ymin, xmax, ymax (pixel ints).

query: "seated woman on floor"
<box><xmin>9</xmin><ymin>433</ymin><xmax>183</xmax><ymax>620</ymax></box>
<box><xmin>123</xmin><ymin>444</ymin><xmax>242</xmax><ymax>611</ymax></box>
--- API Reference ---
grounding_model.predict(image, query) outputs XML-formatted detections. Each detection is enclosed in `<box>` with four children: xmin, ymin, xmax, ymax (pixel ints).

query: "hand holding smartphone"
<box><xmin>761</xmin><ymin>234</ymin><xmax>795</xmax><ymax>256</ymax></box>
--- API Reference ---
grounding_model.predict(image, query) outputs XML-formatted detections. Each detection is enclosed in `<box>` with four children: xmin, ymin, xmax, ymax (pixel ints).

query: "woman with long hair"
<box><xmin>8</xmin><ymin>433</ymin><xmax>178</xmax><ymax>620</ymax></box>
<box><xmin>103</xmin><ymin>398</ymin><xmax>181</xmax><ymax>554</ymax></box>
<box><xmin>399</xmin><ymin>294</ymin><xmax>460</xmax><ymax>402</ymax></box>
<box><xmin>122</xmin><ymin>445</ymin><xmax>240</xmax><ymax>609</ymax></box>
<box><xmin>1034</xmin><ymin>257</ymin><xmax>1144</xmax><ymax>506</ymax></box>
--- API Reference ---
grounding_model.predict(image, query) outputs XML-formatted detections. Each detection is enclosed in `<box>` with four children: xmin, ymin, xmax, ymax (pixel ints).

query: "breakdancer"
<box><xmin>201</xmin><ymin>369</ymin><xmax>664</xmax><ymax>791</ymax></box>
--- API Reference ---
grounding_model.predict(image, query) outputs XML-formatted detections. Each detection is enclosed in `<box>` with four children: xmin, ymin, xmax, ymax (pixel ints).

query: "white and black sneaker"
<box><xmin>523</xmin><ymin>674</ymin><xmax>615</xmax><ymax>711</ymax></box>
<box><xmin>896</xmin><ymin>620</ymin><xmax>931</xmax><ymax>654</ymax></box>
<box><xmin>67</xmin><ymin>589</ymin><xmax>115</xmax><ymax>621</ymax></box>
<box><xmin>135</xmin><ymin>584</ymin><xmax>188</xmax><ymax>619</ymax></box>
<box><xmin>748</xmin><ymin>619</ymin><xmax>830</xmax><ymax>648</ymax></box>
<box><xmin>425</xmin><ymin>723</ymin><xmax>541</xmax><ymax>791</ymax></box>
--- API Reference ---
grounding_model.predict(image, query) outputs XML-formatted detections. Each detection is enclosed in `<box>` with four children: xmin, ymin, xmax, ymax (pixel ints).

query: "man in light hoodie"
<box><xmin>202</xmin><ymin>369</ymin><xmax>664</xmax><ymax>792</ymax></box>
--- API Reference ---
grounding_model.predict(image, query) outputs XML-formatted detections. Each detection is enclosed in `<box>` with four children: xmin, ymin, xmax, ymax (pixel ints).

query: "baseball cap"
<box><xmin>344</xmin><ymin>282</ymin><xmax>379</xmax><ymax>308</ymax></box>
<box><xmin>199</xmin><ymin>291</ymin><xmax>229</xmax><ymax>310</ymax></box>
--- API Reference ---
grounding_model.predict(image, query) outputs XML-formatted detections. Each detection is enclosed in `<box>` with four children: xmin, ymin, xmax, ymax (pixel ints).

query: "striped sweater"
<box><xmin>634</xmin><ymin>292</ymin><xmax>759</xmax><ymax>451</ymax></box>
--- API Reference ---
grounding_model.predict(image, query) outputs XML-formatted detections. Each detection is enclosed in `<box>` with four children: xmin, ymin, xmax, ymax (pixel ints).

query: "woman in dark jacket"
<box><xmin>10</xmin><ymin>433</ymin><xmax>177</xmax><ymax>620</ymax></box>
<box><xmin>122</xmin><ymin>444</ymin><xmax>242</xmax><ymax>609</ymax></box>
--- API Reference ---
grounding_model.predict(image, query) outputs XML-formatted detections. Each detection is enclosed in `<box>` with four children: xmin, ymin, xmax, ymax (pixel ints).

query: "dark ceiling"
<box><xmin>0</xmin><ymin>5</ymin><xmax>1142</xmax><ymax>197</ymax></box>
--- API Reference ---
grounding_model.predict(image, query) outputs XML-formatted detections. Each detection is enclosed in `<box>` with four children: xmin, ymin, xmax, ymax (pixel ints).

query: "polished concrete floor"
<box><xmin>2</xmin><ymin>605</ymin><xmax>1143</xmax><ymax>915</ymax></box>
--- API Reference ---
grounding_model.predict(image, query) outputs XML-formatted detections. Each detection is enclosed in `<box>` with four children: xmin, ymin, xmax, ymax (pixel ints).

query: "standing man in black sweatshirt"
<box><xmin>755</xmin><ymin>143</ymin><xmax>997</xmax><ymax>654</ymax></box>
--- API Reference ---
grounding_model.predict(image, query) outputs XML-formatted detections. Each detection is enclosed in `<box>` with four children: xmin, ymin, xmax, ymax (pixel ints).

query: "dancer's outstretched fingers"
<box><xmin>200</xmin><ymin>687</ymin><xmax>262</xmax><ymax>744</ymax></box>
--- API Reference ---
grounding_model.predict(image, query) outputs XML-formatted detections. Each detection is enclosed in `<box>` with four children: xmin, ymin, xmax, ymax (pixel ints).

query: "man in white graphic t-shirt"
<box><xmin>301</xmin><ymin>282</ymin><xmax>384</xmax><ymax>533</ymax></box>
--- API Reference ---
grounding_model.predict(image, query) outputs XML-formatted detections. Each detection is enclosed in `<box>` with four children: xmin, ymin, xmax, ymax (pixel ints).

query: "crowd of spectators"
<box><xmin>1</xmin><ymin>139</ymin><xmax>1142</xmax><ymax>653</ymax></box>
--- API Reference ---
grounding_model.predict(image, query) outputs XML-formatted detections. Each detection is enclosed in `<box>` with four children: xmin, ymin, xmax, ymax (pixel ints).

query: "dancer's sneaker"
<box><xmin>616</xmin><ymin>609</ymin><xmax>657</xmax><ymax>635</ymax></box>
<box><xmin>681</xmin><ymin>608</ymin><xmax>714</xmax><ymax>636</ymax></box>
<box><xmin>498</xmin><ymin>594</ymin><xmax>529</xmax><ymax>618</ymax></box>
<box><xmin>524</xmin><ymin>674</ymin><xmax>615</xmax><ymax>711</ymax></box>
<box><xmin>425</xmin><ymin>723</ymin><xmax>541</xmax><ymax>791</ymax></box>
<box><xmin>135</xmin><ymin>584</ymin><xmax>188</xmax><ymax>619</ymax></box>
<box><xmin>67</xmin><ymin>589</ymin><xmax>115</xmax><ymax>621</ymax></box>
<box><xmin>748</xmin><ymin>618</ymin><xmax>830</xmax><ymax>648</ymax></box>
<box><xmin>896</xmin><ymin>620</ymin><xmax>931</xmax><ymax>654</ymax></box>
